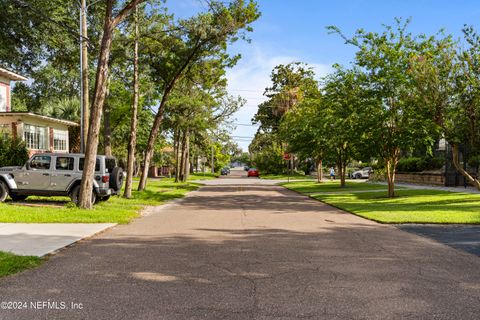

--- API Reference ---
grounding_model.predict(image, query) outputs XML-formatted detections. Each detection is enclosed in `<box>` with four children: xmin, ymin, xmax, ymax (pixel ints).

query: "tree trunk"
<box><xmin>179</xmin><ymin>130</ymin><xmax>187</xmax><ymax>182</ymax></box>
<box><xmin>78</xmin><ymin>0</ymin><xmax>144</xmax><ymax>209</ymax></box>
<box><xmin>123</xmin><ymin>7</ymin><xmax>139</xmax><ymax>199</ymax></box>
<box><xmin>451</xmin><ymin>143</ymin><xmax>480</xmax><ymax>190</ymax></box>
<box><xmin>78</xmin><ymin>2</ymin><xmax>115</xmax><ymax>209</ymax></box>
<box><xmin>337</xmin><ymin>155</ymin><xmax>346</xmax><ymax>188</ymax></box>
<box><xmin>174</xmin><ymin>130</ymin><xmax>182</xmax><ymax>183</ymax></box>
<box><xmin>316</xmin><ymin>158</ymin><xmax>323</xmax><ymax>183</ymax></box>
<box><xmin>103</xmin><ymin>101</ymin><xmax>112</xmax><ymax>156</ymax></box>
<box><xmin>80</xmin><ymin>0</ymin><xmax>89</xmax><ymax>153</ymax></box>
<box><xmin>138</xmin><ymin>86</ymin><xmax>176</xmax><ymax>191</ymax></box>
<box><xmin>341</xmin><ymin>163</ymin><xmax>347</xmax><ymax>187</ymax></box>
<box><xmin>385</xmin><ymin>151</ymin><xmax>399</xmax><ymax>198</ymax></box>
<box><xmin>182</xmin><ymin>129</ymin><xmax>190</xmax><ymax>182</ymax></box>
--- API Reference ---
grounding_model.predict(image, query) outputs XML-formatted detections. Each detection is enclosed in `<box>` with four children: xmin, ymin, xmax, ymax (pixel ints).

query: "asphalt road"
<box><xmin>0</xmin><ymin>169</ymin><xmax>479</xmax><ymax>319</ymax></box>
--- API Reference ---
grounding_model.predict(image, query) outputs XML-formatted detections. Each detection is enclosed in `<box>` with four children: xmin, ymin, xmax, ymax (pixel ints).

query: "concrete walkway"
<box><xmin>0</xmin><ymin>170</ymin><xmax>479</xmax><ymax>319</ymax></box>
<box><xmin>0</xmin><ymin>223</ymin><xmax>116</xmax><ymax>256</ymax></box>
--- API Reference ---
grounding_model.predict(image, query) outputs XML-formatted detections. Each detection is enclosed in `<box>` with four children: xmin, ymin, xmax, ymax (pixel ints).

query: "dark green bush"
<box><xmin>0</xmin><ymin>136</ymin><xmax>29</xmax><ymax>167</ymax></box>
<box><xmin>468</xmin><ymin>155</ymin><xmax>480</xmax><ymax>169</ymax></box>
<box><xmin>397</xmin><ymin>156</ymin><xmax>444</xmax><ymax>172</ymax></box>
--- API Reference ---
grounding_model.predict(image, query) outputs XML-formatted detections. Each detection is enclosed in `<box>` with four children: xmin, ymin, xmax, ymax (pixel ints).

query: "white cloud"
<box><xmin>226</xmin><ymin>44</ymin><xmax>333</xmax><ymax>151</ymax></box>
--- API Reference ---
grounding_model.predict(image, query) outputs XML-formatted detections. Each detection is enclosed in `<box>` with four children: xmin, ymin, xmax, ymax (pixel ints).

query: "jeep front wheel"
<box><xmin>10</xmin><ymin>195</ymin><xmax>28</xmax><ymax>201</ymax></box>
<box><xmin>70</xmin><ymin>185</ymin><xmax>96</xmax><ymax>205</ymax></box>
<box><xmin>0</xmin><ymin>181</ymin><xmax>8</xmax><ymax>202</ymax></box>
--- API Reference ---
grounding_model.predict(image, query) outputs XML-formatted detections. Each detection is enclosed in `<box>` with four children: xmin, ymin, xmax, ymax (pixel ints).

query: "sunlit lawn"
<box><xmin>261</xmin><ymin>174</ymin><xmax>315</xmax><ymax>180</ymax></box>
<box><xmin>0</xmin><ymin>251</ymin><xmax>42</xmax><ymax>278</ymax></box>
<box><xmin>0</xmin><ymin>179</ymin><xmax>200</xmax><ymax>224</ymax></box>
<box><xmin>283</xmin><ymin>181</ymin><xmax>480</xmax><ymax>224</ymax></box>
<box><xmin>188</xmin><ymin>172</ymin><xmax>219</xmax><ymax>180</ymax></box>
<box><xmin>281</xmin><ymin>180</ymin><xmax>395</xmax><ymax>193</ymax></box>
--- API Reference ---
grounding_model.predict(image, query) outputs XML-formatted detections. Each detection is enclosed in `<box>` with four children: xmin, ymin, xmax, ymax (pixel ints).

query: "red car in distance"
<box><xmin>247</xmin><ymin>168</ymin><xmax>259</xmax><ymax>177</ymax></box>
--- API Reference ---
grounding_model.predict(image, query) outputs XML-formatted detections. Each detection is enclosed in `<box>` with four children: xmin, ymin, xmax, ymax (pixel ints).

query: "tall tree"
<box><xmin>137</xmin><ymin>0</ymin><xmax>260</xmax><ymax>191</ymax></box>
<box><xmin>329</xmin><ymin>19</ymin><xmax>438</xmax><ymax>197</ymax></box>
<box><xmin>124</xmin><ymin>6</ymin><xmax>140</xmax><ymax>198</ymax></box>
<box><xmin>78</xmin><ymin>0</ymin><xmax>145</xmax><ymax>209</ymax></box>
<box><xmin>410</xmin><ymin>27</ymin><xmax>480</xmax><ymax>189</ymax></box>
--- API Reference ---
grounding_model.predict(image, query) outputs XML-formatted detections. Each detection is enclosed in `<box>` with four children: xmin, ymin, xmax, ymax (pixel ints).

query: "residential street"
<box><xmin>0</xmin><ymin>169</ymin><xmax>479</xmax><ymax>319</ymax></box>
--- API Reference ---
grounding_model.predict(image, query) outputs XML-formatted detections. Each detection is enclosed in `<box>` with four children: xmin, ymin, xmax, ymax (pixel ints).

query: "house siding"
<box><xmin>0</xmin><ymin>114</ymin><xmax>71</xmax><ymax>155</ymax></box>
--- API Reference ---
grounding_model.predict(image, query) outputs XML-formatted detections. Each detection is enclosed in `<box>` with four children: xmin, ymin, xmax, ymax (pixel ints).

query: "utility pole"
<box><xmin>79</xmin><ymin>0</ymin><xmax>89</xmax><ymax>153</ymax></box>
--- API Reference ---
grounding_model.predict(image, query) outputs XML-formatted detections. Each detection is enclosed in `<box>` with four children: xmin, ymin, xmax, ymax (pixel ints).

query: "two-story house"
<box><xmin>0</xmin><ymin>67</ymin><xmax>78</xmax><ymax>156</ymax></box>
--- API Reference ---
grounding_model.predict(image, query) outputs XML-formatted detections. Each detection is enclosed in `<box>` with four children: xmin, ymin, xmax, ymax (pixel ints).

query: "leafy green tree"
<box><xmin>137</xmin><ymin>0</ymin><xmax>260</xmax><ymax>191</ymax></box>
<box><xmin>410</xmin><ymin>27</ymin><xmax>480</xmax><ymax>189</ymax></box>
<box><xmin>0</xmin><ymin>136</ymin><xmax>29</xmax><ymax>167</ymax></box>
<box><xmin>329</xmin><ymin>19</ymin><xmax>439</xmax><ymax>197</ymax></box>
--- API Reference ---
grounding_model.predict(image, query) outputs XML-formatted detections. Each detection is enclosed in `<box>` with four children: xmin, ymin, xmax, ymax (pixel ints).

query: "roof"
<box><xmin>0</xmin><ymin>112</ymin><xmax>79</xmax><ymax>127</ymax></box>
<box><xmin>0</xmin><ymin>67</ymin><xmax>27</xmax><ymax>81</ymax></box>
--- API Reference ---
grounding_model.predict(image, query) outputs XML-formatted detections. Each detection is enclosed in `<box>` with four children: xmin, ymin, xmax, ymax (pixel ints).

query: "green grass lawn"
<box><xmin>188</xmin><ymin>172</ymin><xmax>219</xmax><ymax>180</ymax></box>
<box><xmin>0</xmin><ymin>179</ymin><xmax>199</xmax><ymax>224</ymax></box>
<box><xmin>261</xmin><ymin>174</ymin><xmax>315</xmax><ymax>180</ymax></box>
<box><xmin>282</xmin><ymin>181</ymin><xmax>480</xmax><ymax>224</ymax></box>
<box><xmin>312</xmin><ymin>189</ymin><xmax>480</xmax><ymax>224</ymax></box>
<box><xmin>281</xmin><ymin>180</ymin><xmax>394</xmax><ymax>193</ymax></box>
<box><xmin>0</xmin><ymin>251</ymin><xmax>42</xmax><ymax>278</ymax></box>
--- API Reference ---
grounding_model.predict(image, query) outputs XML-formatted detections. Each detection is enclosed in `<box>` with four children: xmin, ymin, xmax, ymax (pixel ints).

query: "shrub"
<box><xmin>397</xmin><ymin>156</ymin><xmax>444</xmax><ymax>173</ymax></box>
<box><xmin>0</xmin><ymin>136</ymin><xmax>29</xmax><ymax>167</ymax></box>
<box><xmin>468</xmin><ymin>155</ymin><xmax>480</xmax><ymax>169</ymax></box>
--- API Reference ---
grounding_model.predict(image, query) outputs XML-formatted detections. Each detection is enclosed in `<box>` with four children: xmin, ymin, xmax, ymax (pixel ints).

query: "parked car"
<box><xmin>247</xmin><ymin>168</ymin><xmax>259</xmax><ymax>177</ymax></box>
<box><xmin>351</xmin><ymin>167</ymin><xmax>372</xmax><ymax>179</ymax></box>
<box><xmin>0</xmin><ymin>153</ymin><xmax>124</xmax><ymax>204</ymax></box>
<box><xmin>244</xmin><ymin>165</ymin><xmax>250</xmax><ymax>171</ymax></box>
<box><xmin>221</xmin><ymin>167</ymin><xmax>230</xmax><ymax>175</ymax></box>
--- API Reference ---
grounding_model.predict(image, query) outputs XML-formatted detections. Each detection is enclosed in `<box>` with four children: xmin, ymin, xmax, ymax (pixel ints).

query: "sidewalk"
<box><xmin>0</xmin><ymin>223</ymin><xmax>116</xmax><ymax>256</ymax></box>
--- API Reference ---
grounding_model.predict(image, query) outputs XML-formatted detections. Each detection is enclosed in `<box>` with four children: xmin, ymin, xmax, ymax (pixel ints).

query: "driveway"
<box><xmin>0</xmin><ymin>169</ymin><xmax>479</xmax><ymax>319</ymax></box>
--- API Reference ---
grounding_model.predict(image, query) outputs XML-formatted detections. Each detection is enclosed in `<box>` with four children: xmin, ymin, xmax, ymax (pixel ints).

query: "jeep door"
<box><xmin>16</xmin><ymin>155</ymin><xmax>52</xmax><ymax>191</ymax></box>
<box><xmin>51</xmin><ymin>156</ymin><xmax>76</xmax><ymax>192</ymax></box>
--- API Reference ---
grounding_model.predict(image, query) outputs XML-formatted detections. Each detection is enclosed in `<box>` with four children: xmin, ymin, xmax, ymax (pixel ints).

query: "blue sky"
<box><xmin>168</xmin><ymin>0</ymin><xmax>480</xmax><ymax>150</ymax></box>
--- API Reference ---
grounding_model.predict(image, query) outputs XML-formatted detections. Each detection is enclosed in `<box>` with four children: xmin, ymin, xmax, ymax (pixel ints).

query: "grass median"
<box><xmin>281</xmin><ymin>180</ymin><xmax>396</xmax><ymax>193</ymax></box>
<box><xmin>260</xmin><ymin>174</ymin><xmax>315</xmax><ymax>180</ymax></box>
<box><xmin>0</xmin><ymin>251</ymin><xmax>42</xmax><ymax>278</ymax></box>
<box><xmin>0</xmin><ymin>178</ymin><xmax>201</xmax><ymax>224</ymax></box>
<box><xmin>282</xmin><ymin>181</ymin><xmax>480</xmax><ymax>224</ymax></box>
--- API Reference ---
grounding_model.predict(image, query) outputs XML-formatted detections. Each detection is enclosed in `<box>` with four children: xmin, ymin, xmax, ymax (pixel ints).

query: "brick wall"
<box><xmin>394</xmin><ymin>172</ymin><xmax>445</xmax><ymax>186</ymax></box>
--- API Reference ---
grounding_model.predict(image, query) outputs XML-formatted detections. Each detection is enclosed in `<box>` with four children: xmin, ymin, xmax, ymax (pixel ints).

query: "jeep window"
<box><xmin>105</xmin><ymin>158</ymin><xmax>116</xmax><ymax>173</ymax></box>
<box><xmin>79</xmin><ymin>158</ymin><xmax>100</xmax><ymax>172</ymax></box>
<box><xmin>56</xmin><ymin>157</ymin><xmax>75</xmax><ymax>171</ymax></box>
<box><xmin>30</xmin><ymin>155</ymin><xmax>51</xmax><ymax>170</ymax></box>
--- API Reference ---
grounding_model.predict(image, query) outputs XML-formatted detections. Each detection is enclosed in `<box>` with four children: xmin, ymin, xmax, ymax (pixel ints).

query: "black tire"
<box><xmin>0</xmin><ymin>181</ymin><xmax>8</xmax><ymax>203</ymax></box>
<box><xmin>69</xmin><ymin>185</ymin><xmax>97</xmax><ymax>205</ymax></box>
<box><xmin>355</xmin><ymin>173</ymin><xmax>362</xmax><ymax>179</ymax></box>
<box><xmin>110</xmin><ymin>167</ymin><xmax>124</xmax><ymax>191</ymax></box>
<box><xmin>10</xmin><ymin>194</ymin><xmax>28</xmax><ymax>201</ymax></box>
<box><xmin>99</xmin><ymin>195</ymin><xmax>111</xmax><ymax>202</ymax></box>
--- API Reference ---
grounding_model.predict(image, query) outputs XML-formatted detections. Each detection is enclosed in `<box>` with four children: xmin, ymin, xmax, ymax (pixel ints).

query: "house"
<box><xmin>0</xmin><ymin>67</ymin><xmax>79</xmax><ymax>156</ymax></box>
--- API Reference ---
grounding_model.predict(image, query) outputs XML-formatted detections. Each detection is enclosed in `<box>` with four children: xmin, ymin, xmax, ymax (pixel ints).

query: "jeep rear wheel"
<box><xmin>0</xmin><ymin>181</ymin><xmax>8</xmax><ymax>202</ymax></box>
<box><xmin>99</xmin><ymin>195</ymin><xmax>111</xmax><ymax>202</ymax></box>
<box><xmin>70</xmin><ymin>185</ymin><xmax>96</xmax><ymax>206</ymax></box>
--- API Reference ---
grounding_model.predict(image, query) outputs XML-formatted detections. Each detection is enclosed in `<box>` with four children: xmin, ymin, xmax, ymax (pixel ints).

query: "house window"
<box><xmin>53</xmin><ymin>129</ymin><xmax>67</xmax><ymax>151</ymax></box>
<box><xmin>0</xmin><ymin>85</ymin><xmax>6</xmax><ymax>112</ymax></box>
<box><xmin>24</xmin><ymin>124</ymin><xmax>46</xmax><ymax>150</ymax></box>
<box><xmin>0</xmin><ymin>124</ymin><xmax>9</xmax><ymax>140</ymax></box>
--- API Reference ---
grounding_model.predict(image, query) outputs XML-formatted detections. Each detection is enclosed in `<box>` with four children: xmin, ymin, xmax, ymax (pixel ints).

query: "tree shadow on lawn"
<box><xmin>1</xmin><ymin>226</ymin><xmax>479</xmax><ymax>319</ymax></box>
<box><xmin>314</xmin><ymin>190</ymin><xmax>480</xmax><ymax>213</ymax></box>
